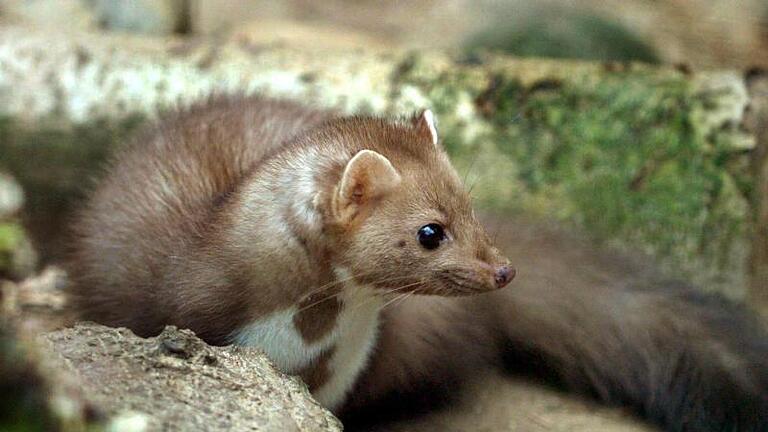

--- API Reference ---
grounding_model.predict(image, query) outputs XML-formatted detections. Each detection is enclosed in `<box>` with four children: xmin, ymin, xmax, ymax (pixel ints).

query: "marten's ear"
<box><xmin>333</xmin><ymin>150</ymin><xmax>401</xmax><ymax>224</ymax></box>
<box><xmin>412</xmin><ymin>109</ymin><xmax>439</xmax><ymax>147</ymax></box>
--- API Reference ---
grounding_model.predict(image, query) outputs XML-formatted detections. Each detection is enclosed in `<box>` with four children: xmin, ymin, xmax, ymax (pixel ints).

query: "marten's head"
<box><xmin>311</xmin><ymin>110</ymin><xmax>514</xmax><ymax>296</ymax></box>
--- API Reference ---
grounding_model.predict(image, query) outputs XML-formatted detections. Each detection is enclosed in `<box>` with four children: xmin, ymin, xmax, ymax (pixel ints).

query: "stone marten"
<box><xmin>67</xmin><ymin>96</ymin><xmax>768</xmax><ymax>431</ymax></box>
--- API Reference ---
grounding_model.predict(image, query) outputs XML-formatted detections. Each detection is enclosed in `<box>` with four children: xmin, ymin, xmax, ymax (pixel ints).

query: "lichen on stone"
<box><xmin>0</xmin><ymin>25</ymin><xmax>757</xmax><ymax>297</ymax></box>
<box><xmin>394</xmin><ymin>55</ymin><xmax>751</xmax><ymax>295</ymax></box>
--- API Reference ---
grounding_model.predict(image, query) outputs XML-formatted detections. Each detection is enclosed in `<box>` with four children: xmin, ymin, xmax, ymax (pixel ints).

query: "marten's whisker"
<box><xmin>295</xmin><ymin>274</ymin><xmax>415</xmax><ymax>314</ymax></box>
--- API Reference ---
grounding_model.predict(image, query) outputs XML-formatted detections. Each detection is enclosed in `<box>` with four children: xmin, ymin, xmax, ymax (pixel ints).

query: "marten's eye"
<box><xmin>417</xmin><ymin>223</ymin><xmax>446</xmax><ymax>250</ymax></box>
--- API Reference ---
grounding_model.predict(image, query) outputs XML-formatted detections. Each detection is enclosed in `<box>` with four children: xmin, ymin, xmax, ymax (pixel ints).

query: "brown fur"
<box><xmin>299</xmin><ymin>347</ymin><xmax>336</xmax><ymax>391</ymax></box>
<box><xmin>67</xmin><ymin>96</ymin><xmax>768</xmax><ymax>431</ymax></box>
<box><xmin>68</xmin><ymin>95</ymin><xmax>509</xmax><ymax>341</ymax></box>
<box><xmin>294</xmin><ymin>291</ymin><xmax>342</xmax><ymax>343</ymax></box>
<box><xmin>68</xmin><ymin>96</ymin><xmax>335</xmax><ymax>343</ymax></box>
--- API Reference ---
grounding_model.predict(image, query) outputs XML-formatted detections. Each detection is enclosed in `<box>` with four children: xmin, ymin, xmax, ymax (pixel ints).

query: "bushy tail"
<box><xmin>343</xmin><ymin>218</ymin><xmax>768</xmax><ymax>430</ymax></box>
<box><xmin>494</xmin><ymin>274</ymin><xmax>768</xmax><ymax>432</ymax></box>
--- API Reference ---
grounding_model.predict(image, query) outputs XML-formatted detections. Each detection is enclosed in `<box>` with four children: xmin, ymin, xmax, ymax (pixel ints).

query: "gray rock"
<box><xmin>39</xmin><ymin>323</ymin><xmax>342</xmax><ymax>431</ymax></box>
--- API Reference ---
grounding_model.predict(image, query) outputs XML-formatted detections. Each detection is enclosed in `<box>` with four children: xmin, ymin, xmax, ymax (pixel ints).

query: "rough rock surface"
<box><xmin>38</xmin><ymin>323</ymin><xmax>342</xmax><ymax>432</ymax></box>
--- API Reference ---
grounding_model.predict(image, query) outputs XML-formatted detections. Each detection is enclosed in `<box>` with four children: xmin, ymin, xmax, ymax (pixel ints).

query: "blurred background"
<box><xmin>0</xmin><ymin>2</ymin><xmax>767</xmax><ymax>430</ymax></box>
<box><xmin>2</xmin><ymin>0</ymin><xmax>766</xmax><ymax>294</ymax></box>
<box><xmin>3</xmin><ymin>0</ymin><xmax>768</xmax><ymax>67</ymax></box>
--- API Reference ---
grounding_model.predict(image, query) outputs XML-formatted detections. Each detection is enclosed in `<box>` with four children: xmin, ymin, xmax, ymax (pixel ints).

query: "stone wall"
<box><xmin>0</xmin><ymin>25</ymin><xmax>764</xmax><ymax>305</ymax></box>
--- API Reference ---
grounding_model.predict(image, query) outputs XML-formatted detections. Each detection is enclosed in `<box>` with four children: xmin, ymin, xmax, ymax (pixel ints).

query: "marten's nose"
<box><xmin>494</xmin><ymin>265</ymin><xmax>515</xmax><ymax>288</ymax></box>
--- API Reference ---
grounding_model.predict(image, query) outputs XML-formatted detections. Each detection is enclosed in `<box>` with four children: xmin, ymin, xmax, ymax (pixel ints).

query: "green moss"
<box><xmin>496</xmin><ymin>74</ymin><xmax>747</xmax><ymax>287</ymax></box>
<box><xmin>465</xmin><ymin>8</ymin><xmax>659</xmax><ymax>64</ymax></box>
<box><xmin>0</xmin><ymin>222</ymin><xmax>24</xmax><ymax>273</ymax></box>
<box><xmin>0</xmin><ymin>223</ymin><xmax>24</xmax><ymax>251</ymax></box>
<box><xmin>396</xmin><ymin>57</ymin><xmax>749</xmax><ymax>292</ymax></box>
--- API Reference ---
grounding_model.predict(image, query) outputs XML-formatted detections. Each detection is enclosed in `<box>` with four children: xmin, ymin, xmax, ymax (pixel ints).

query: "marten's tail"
<box><xmin>343</xmin><ymin>216</ymin><xmax>768</xmax><ymax>430</ymax></box>
<box><xmin>343</xmin><ymin>273</ymin><xmax>768</xmax><ymax>431</ymax></box>
<box><xmin>493</xmin><ymin>273</ymin><xmax>768</xmax><ymax>432</ymax></box>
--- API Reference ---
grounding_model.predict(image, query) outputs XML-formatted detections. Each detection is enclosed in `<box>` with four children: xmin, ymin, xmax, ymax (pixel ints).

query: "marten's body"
<box><xmin>68</xmin><ymin>96</ymin><xmax>768</xmax><ymax>431</ymax></box>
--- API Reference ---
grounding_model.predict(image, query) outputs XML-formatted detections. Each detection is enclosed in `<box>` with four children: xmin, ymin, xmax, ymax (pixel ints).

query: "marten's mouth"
<box><xmin>439</xmin><ymin>273</ymin><xmax>489</xmax><ymax>294</ymax></box>
<box><xmin>372</xmin><ymin>277</ymin><xmax>486</xmax><ymax>298</ymax></box>
<box><xmin>423</xmin><ymin>267</ymin><xmax>514</xmax><ymax>296</ymax></box>
<box><xmin>449</xmin><ymin>263</ymin><xmax>514</xmax><ymax>291</ymax></box>
<box><xmin>369</xmin><ymin>265</ymin><xmax>515</xmax><ymax>298</ymax></box>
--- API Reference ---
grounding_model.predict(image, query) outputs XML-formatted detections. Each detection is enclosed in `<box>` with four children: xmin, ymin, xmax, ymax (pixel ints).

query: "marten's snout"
<box><xmin>494</xmin><ymin>265</ymin><xmax>516</xmax><ymax>288</ymax></box>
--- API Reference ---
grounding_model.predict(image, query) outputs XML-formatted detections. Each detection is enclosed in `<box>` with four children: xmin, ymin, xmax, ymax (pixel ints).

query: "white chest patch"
<box><xmin>232</xmin><ymin>307</ymin><xmax>329</xmax><ymax>372</ymax></box>
<box><xmin>231</xmin><ymin>269</ymin><xmax>384</xmax><ymax>411</ymax></box>
<box><xmin>313</xmin><ymin>284</ymin><xmax>384</xmax><ymax>410</ymax></box>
